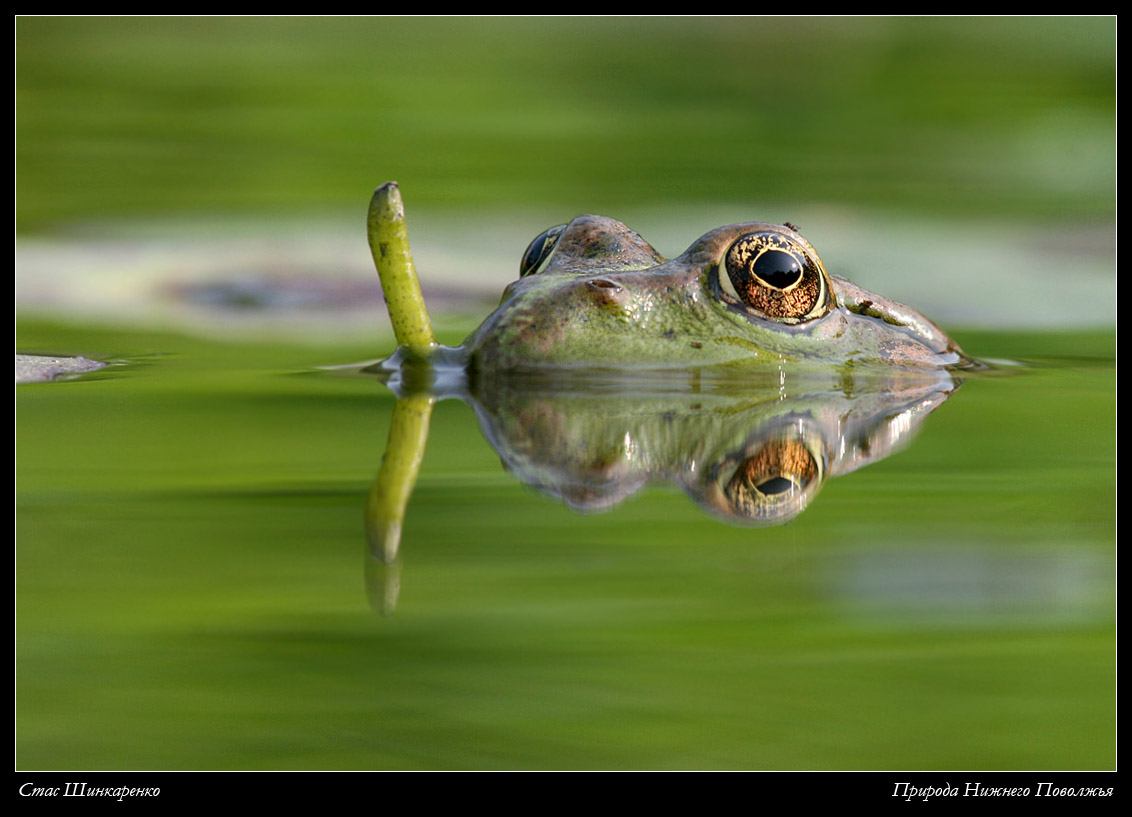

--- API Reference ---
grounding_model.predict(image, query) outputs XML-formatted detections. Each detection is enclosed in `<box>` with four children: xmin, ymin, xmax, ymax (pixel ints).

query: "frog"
<box><xmin>461</xmin><ymin>215</ymin><xmax>974</xmax><ymax>374</ymax></box>
<box><xmin>364</xmin><ymin>189</ymin><xmax>974</xmax><ymax>609</ymax></box>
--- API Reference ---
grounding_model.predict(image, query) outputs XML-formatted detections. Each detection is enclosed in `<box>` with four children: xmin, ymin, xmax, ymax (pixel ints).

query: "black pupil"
<box><xmin>756</xmin><ymin>476</ymin><xmax>795</xmax><ymax>496</ymax></box>
<box><xmin>752</xmin><ymin>251</ymin><xmax>803</xmax><ymax>289</ymax></box>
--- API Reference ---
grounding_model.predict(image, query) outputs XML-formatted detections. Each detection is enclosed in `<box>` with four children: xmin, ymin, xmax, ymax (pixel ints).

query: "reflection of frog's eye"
<box><xmin>723</xmin><ymin>437</ymin><xmax>823</xmax><ymax>521</ymax></box>
<box><xmin>720</xmin><ymin>231</ymin><xmax>830</xmax><ymax>322</ymax></box>
<box><xmin>520</xmin><ymin>224</ymin><xmax>566</xmax><ymax>277</ymax></box>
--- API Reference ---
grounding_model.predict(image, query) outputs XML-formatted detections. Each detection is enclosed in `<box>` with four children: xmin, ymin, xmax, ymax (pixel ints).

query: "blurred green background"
<box><xmin>17</xmin><ymin>16</ymin><xmax>1115</xmax><ymax>231</ymax></box>
<box><xmin>16</xmin><ymin>16</ymin><xmax>1117</xmax><ymax>342</ymax></box>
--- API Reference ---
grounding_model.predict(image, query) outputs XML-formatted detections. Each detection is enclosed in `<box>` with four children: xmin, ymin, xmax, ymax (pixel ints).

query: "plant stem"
<box><xmin>367</xmin><ymin>182</ymin><xmax>436</xmax><ymax>353</ymax></box>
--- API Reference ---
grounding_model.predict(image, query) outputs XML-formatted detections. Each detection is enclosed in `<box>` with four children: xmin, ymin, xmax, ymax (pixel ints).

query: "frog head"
<box><xmin>463</xmin><ymin>216</ymin><xmax>973</xmax><ymax>374</ymax></box>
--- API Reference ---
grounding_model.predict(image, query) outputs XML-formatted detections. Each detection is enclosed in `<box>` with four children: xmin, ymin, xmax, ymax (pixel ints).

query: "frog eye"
<box><xmin>719</xmin><ymin>231</ymin><xmax>830</xmax><ymax>322</ymax></box>
<box><xmin>520</xmin><ymin>224</ymin><xmax>566</xmax><ymax>277</ymax></box>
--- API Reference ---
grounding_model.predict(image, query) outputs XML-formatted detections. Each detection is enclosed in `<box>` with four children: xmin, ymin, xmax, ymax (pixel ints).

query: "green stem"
<box><xmin>367</xmin><ymin>182</ymin><xmax>436</xmax><ymax>353</ymax></box>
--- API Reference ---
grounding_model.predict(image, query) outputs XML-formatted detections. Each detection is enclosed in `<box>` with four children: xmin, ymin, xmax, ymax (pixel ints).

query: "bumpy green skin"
<box><xmin>463</xmin><ymin>216</ymin><xmax>972</xmax><ymax>374</ymax></box>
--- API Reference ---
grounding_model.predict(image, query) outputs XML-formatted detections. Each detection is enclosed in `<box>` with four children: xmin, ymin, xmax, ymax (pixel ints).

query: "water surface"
<box><xmin>16</xmin><ymin>323</ymin><xmax>1114</xmax><ymax>770</ymax></box>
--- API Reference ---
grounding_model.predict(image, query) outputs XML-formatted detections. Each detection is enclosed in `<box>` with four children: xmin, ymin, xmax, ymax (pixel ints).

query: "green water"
<box><xmin>16</xmin><ymin>322</ymin><xmax>1115</xmax><ymax>770</ymax></box>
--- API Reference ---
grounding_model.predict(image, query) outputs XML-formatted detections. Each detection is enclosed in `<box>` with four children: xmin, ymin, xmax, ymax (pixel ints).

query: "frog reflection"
<box><xmin>365</xmin><ymin>364</ymin><xmax>959</xmax><ymax>614</ymax></box>
<box><xmin>400</xmin><ymin>368</ymin><xmax>956</xmax><ymax>527</ymax></box>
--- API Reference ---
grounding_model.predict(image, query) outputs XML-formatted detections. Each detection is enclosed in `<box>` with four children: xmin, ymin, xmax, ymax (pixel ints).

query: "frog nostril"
<box><xmin>585</xmin><ymin>277</ymin><xmax>627</xmax><ymax>305</ymax></box>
